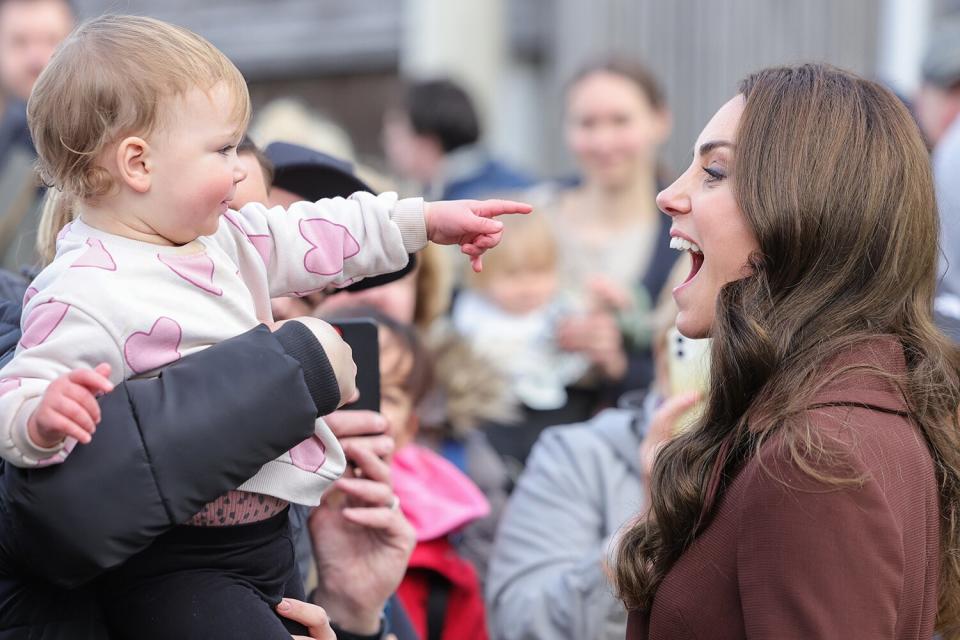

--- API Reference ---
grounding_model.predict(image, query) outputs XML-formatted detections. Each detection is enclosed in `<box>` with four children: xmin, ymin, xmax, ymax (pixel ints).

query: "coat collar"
<box><xmin>808</xmin><ymin>335</ymin><xmax>909</xmax><ymax>415</ymax></box>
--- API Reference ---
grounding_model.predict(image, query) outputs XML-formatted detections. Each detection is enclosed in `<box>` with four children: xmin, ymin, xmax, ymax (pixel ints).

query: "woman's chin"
<box><xmin>674</xmin><ymin>309</ymin><xmax>711</xmax><ymax>340</ymax></box>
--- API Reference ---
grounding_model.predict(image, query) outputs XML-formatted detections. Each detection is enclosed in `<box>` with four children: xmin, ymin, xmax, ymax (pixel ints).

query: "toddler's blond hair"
<box><xmin>467</xmin><ymin>212</ymin><xmax>558</xmax><ymax>288</ymax></box>
<box><xmin>28</xmin><ymin>14</ymin><xmax>250</xmax><ymax>203</ymax></box>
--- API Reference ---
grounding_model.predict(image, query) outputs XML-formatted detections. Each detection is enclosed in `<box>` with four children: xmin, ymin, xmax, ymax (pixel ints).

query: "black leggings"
<box><xmin>99</xmin><ymin>509</ymin><xmax>308</xmax><ymax>640</ymax></box>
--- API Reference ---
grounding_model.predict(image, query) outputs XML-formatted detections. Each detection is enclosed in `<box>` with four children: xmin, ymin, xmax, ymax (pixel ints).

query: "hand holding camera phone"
<box><xmin>329</xmin><ymin>318</ymin><xmax>380</xmax><ymax>412</ymax></box>
<box><xmin>666</xmin><ymin>327</ymin><xmax>710</xmax><ymax>433</ymax></box>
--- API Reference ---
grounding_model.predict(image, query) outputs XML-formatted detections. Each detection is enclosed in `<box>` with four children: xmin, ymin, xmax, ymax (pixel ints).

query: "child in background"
<box><xmin>453</xmin><ymin>212</ymin><xmax>588</xmax><ymax>411</ymax></box>
<box><xmin>3</xmin><ymin>15</ymin><xmax>529</xmax><ymax>638</ymax></box>
<box><xmin>330</xmin><ymin>307</ymin><xmax>490</xmax><ymax>640</ymax></box>
<box><xmin>452</xmin><ymin>212</ymin><xmax>589</xmax><ymax>467</ymax></box>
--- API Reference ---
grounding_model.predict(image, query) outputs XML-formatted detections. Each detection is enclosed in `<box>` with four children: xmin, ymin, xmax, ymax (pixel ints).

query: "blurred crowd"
<box><xmin>1</xmin><ymin>1</ymin><xmax>960</xmax><ymax>640</ymax></box>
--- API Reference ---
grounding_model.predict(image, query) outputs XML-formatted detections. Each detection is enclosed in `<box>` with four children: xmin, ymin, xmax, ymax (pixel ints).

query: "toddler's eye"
<box><xmin>218</xmin><ymin>145</ymin><xmax>236</xmax><ymax>156</ymax></box>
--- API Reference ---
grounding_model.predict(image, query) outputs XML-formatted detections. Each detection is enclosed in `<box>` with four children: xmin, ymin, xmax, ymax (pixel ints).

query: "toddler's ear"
<box><xmin>115</xmin><ymin>136</ymin><xmax>151</xmax><ymax>193</ymax></box>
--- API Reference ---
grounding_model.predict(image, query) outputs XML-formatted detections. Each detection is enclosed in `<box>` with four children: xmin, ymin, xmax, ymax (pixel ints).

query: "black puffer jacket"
<box><xmin>0</xmin><ymin>307</ymin><xmax>340</xmax><ymax>638</ymax></box>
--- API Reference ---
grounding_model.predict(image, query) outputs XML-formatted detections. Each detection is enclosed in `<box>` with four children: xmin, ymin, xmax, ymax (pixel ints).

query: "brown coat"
<box><xmin>627</xmin><ymin>338</ymin><xmax>940</xmax><ymax>639</ymax></box>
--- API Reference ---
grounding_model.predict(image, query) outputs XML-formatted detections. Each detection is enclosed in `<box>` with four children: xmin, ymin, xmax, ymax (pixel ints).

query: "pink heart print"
<box><xmin>56</xmin><ymin>221</ymin><xmax>74</xmax><ymax>244</ymax></box>
<box><xmin>124</xmin><ymin>317</ymin><xmax>183</xmax><ymax>374</ymax></box>
<box><xmin>289</xmin><ymin>436</ymin><xmax>327</xmax><ymax>473</ymax></box>
<box><xmin>20</xmin><ymin>300</ymin><xmax>70</xmax><ymax>349</ymax></box>
<box><xmin>157</xmin><ymin>253</ymin><xmax>223</xmax><ymax>296</ymax></box>
<box><xmin>300</xmin><ymin>218</ymin><xmax>360</xmax><ymax>276</ymax></box>
<box><xmin>223</xmin><ymin>211</ymin><xmax>272</xmax><ymax>268</ymax></box>
<box><xmin>71</xmin><ymin>238</ymin><xmax>116</xmax><ymax>271</ymax></box>
<box><xmin>22</xmin><ymin>287</ymin><xmax>38</xmax><ymax>308</ymax></box>
<box><xmin>0</xmin><ymin>378</ymin><xmax>21</xmax><ymax>397</ymax></box>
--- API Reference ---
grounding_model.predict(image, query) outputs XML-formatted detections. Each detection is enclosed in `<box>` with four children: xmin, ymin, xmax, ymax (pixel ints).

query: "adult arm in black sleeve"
<box><xmin>1</xmin><ymin>321</ymin><xmax>340</xmax><ymax>589</ymax></box>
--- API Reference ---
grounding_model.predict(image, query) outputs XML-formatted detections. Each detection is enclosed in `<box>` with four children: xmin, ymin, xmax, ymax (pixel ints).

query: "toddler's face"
<box><xmin>140</xmin><ymin>83</ymin><xmax>247</xmax><ymax>244</ymax></box>
<box><xmin>378</xmin><ymin>328</ymin><xmax>416</xmax><ymax>456</ymax></box>
<box><xmin>484</xmin><ymin>263</ymin><xmax>558</xmax><ymax>315</ymax></box>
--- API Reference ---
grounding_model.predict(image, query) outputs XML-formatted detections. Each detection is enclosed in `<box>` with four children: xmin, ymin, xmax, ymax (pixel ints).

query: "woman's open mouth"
<box><xmin>670</xmin><ymin>236</ymin><xmax>704</xmax><ymax>288</ymax></box>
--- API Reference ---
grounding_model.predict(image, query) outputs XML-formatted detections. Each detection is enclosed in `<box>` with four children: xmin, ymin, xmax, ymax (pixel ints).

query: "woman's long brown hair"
<box><xmin>613</xmin><ymin>64</ymin><xmax>960</xmax><ymax>635</ymax></box>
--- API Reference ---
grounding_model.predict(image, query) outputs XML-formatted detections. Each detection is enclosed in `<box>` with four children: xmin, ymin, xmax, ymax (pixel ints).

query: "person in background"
<box><xmin>382</xmin><ymin>78</ymin><xmax>534</xmax><ymax>202</ymax></box>
<box><xmin>916</xmin><ymin>20</ymin><xmax>960</xmax><ymax>313</ymax></box>
<box><xmin>452</xmin><ymin>212</ymin><xmax>590</xmax><ymax>467</ymax></box>
<box><xmin>485</xmin><ymin>289</ymin><xmax>696</xmax><ymax>640</ymax></box>
<box><xmin>258</xmin><ymin>140</ymin><xmax>516</xmax><ymax>586</ymax></box>
<box><xmin>534</xmin><ymin>60</ymin><xmax>677</xmax><ymax>418</ymax></box>
<box><xmin>330</xmin><ymin>307</ymin><xmax>490</xmax><ymax>640</ymax></box>
<box><xmin>0</xmin><ymin>0</ymin><xmax>73</xmax><ymax>165</ymax></box>
<box><xmin>0</xmin><ymin>0</ymin><xmax>74</xmax><ymax>270</ymax></box>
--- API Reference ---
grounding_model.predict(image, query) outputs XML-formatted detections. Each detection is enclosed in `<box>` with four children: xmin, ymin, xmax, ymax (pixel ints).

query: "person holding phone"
<box><xmin>486</xmin><ymin>298</ymin><xmax>696</xmax><ymax>640</ymax></box>
<box><xmin>615</xmin><ymin>64</ymin><xmax>960</xmax><ymax>639</ymax></box>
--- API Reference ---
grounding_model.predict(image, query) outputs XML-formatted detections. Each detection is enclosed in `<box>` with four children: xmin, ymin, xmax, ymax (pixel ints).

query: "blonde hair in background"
<box><xmin>413</xmin><ymin>243</ymin><xmax>453</xmax><ymax>330</ymax></box>
<box><xmin>250</xmin><ymin>98</ymin><xmax>356</xmax><ymax>162</ymax></box>
<box><xmin>27</xmin><ymin>14</ymin><xmax>251</xmax><ymax>203</ymax></box>
<box><xmin>36</xmin><ymin>189</ymin><xmax>75</xmax><ymax>266</ymax></box>
<box><xmin>464</xmin><ymin>212</ymin><xmax>557</xmax><ymax>290</ymax></box>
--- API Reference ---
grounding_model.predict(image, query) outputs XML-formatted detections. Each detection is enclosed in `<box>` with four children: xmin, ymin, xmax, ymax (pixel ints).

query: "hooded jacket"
<box><xmin>393</xmin><ymin>444</ymin><xmax>491</xmax><ymax>640</ymax></box>
<box><xmin>486</xmin><ymin>408</ymin><xmax>646</xmax><ymax>640</ymax></box>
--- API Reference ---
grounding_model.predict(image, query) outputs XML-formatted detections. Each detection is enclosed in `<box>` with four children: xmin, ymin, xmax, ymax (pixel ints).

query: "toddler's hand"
<box><xmin>27</xmin><ymin>364</ymin><xmax>113</xmax><ymax>449</ymax></box>
<box><xmin>424</xmin><ymin>199</ymin><xmax>533</xmax><ymax>272</ymax></box>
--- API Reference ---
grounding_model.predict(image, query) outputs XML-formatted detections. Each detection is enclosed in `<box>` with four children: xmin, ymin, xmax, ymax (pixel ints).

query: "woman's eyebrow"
<box><xmin>694</xmin><ymin>140</ymin><xmax>733</xmax><ymax>158</ymax></box>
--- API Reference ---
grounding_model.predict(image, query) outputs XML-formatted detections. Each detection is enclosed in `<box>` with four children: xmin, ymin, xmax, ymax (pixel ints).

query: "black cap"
<box><xmin>263</xmin><ymin>141</ymin><xmax>416</xmax><ymax>291</ymax></box>
<box><xmin>264</xmin><ymin>142</ymin><xmax>374</xmax><ymax>200</ymax></box>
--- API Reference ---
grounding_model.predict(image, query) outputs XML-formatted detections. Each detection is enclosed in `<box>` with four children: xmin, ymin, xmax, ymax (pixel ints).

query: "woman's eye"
<box><xmin>703</xmin><ymin>166</ymin><xmax>726</xmax><ymax>183</ymax></box>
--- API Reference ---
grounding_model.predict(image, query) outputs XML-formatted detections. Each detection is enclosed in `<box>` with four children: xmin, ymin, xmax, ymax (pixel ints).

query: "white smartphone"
<box><xmin>666</xmin><ymin>326</ymin><xmax>711</xmax><ymax>433</ymax></box>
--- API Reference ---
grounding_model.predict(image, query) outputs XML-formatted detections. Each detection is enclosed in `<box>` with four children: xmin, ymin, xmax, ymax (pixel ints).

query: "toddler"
<box><xmin>1</xmin><ymin>15</ymin><xmax>528</xmax><ymax>638</ymax></box>
<box><xmin>452</xmin><ymin>212</ymin><xmax>588</xmax><ymax>411</ymax></box>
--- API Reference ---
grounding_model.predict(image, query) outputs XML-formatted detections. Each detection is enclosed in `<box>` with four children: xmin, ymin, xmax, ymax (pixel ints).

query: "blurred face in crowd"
<box><xmin>914</xmin><ymin>83</ymin><xmax>960</xmax><ymax>147</ymax></box>
<box><xmin>381</xmin><ymin>109</ymin><xmax>443</xmax><ymax>185</ymax></box>
<box><xmin>482</xmin><ymin>262</ymin><xmax>558</xmax><ymax>316</ymax></box>
<box><xmin>656</xmin><ymin>96</ymin><xmax>758</xmax><ymax>339</ymax></box>
<box><xmin>0</xmin><ymin>0</ymin><xmax>73</xmax><ymax>101</ymax></box>
<box><xmin>378</xmin><ymin>327</ymin><xmax>417</xmax><ymax>455</ymax></box>
<box><xmin>229</xmin><ymin>151</ymin><xmax>270</xmax><ymax>208</ymax></box>
<box><xmin>566</xmin><ymin>70</ymin><xmax>671</xmax><ymax>190</ymax></box>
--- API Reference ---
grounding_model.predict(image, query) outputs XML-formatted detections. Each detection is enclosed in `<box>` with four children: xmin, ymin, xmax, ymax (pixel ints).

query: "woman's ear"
<box><xmin>115</xmin><ymin>136</ymin><xmax>152</xmax><ymax>193</ymax></box>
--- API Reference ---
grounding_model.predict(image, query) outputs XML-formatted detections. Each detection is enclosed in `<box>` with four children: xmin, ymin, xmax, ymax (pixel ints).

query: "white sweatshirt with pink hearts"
<box><xmin>0</xmin><ymin>192</ymin><xmax>426</xmax><ymax>507</ymax></box>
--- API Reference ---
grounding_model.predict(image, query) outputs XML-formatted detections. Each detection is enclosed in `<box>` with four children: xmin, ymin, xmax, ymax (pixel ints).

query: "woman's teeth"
<box><xmin>670</xmin><ymin>237</ymin><xmax>703</xmax><ymax>254</ymax></box>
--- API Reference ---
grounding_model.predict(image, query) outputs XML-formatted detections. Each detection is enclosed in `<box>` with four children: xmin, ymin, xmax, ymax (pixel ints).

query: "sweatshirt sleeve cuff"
<box><xmin>392</xmin><ymin>197</ymin><xmax>428</xmax><ymax>253</ymax></box>
<box><xmin>12</xmin><ymin>399</ymin><xmax>65</xmax><ymax>463</ymax></box>
<box><xmin>273</xmin><ymin>321</ymin><xmax>341</xmax><ymax>416</ymax></box>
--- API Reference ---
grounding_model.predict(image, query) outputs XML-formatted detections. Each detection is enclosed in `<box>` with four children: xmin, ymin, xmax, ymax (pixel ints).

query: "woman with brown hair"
<box><xmin>615</xmin><ymin>64</ymin><xmax>960</xmax><ymax>639</ymax></box>
<box><xmin>530</xmin><ymin>60</ymin><xmax>676</xmax><ymax>419</ymax></box>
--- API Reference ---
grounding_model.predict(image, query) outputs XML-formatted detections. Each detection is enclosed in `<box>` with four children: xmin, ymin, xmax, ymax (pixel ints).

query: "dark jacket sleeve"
<box><xmin>1</xmin><ymin>321</ymin><xmax>340</xmax><ymax>589</ymax></box>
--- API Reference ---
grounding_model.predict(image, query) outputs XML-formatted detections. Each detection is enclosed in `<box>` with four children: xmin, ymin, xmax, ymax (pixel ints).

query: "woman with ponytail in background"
<box><xmin>615</xmin><ymin>64</ymin><xmax>960</xmax><ymax>639</ymax></box>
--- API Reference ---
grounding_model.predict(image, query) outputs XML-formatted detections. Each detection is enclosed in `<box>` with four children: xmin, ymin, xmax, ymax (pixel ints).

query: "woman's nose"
<box><xmin>656</xmin><ymin>179</ymin><xmax>691</xmax><ymax>218</ymax></box>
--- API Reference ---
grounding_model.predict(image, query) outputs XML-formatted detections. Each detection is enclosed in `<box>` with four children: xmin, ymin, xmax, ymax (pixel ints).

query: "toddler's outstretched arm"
<box><xmin>219</xmin><ymin>194</ymin><xmax>531</xmax><ymax>297</ymax></box>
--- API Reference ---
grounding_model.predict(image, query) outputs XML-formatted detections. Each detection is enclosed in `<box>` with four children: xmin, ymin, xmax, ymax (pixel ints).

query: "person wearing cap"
<box><xmin>263</xmin><ymin>141</ymin><xmax>419</xmax><ymax>322</ymax></box>
<box><xmin>232</xmin><ymin>138</ymin><xmax>422</xmax><ymax>640</ymax></box>
<box><xmin>916</xmin><ymin>19</ymin><xmax>960</xmax><ymax>301</ymax></box>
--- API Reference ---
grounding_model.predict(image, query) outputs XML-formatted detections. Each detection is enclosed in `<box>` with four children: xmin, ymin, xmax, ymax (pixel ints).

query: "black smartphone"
<box><xmin>330</xmin><ymin>318</ymin><xmax>380</xmax><ymax>412</ymax></box>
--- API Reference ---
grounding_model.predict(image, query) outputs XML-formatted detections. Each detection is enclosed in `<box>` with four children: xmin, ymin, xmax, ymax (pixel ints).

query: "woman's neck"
<box><xmin>575</xmin><ymin>170</ymin><xmax>660</xmax><ymax>227</ymax></box>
